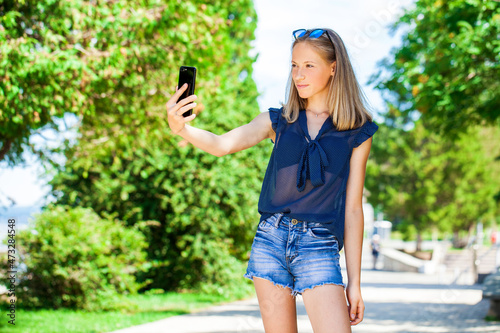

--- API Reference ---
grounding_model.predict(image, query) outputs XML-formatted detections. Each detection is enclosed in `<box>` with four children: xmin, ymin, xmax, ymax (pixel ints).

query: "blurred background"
<box><xmin>0</xmin><ymin>0</ymin><xmax>499</xmax><ymax>332</ymax></box>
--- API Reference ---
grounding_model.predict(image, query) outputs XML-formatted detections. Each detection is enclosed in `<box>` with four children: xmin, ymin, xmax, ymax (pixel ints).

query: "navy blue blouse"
<box><xmin>258</xmin><ymin>107</ymin><xmax>379</xmax><ymax>250</ymax></box>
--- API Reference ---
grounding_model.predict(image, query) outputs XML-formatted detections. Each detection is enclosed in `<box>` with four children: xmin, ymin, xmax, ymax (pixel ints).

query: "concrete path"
<box><xmin>108</xmin><ymin>245</ymin><xmax>500</xmax><ymax>333</ymax></box>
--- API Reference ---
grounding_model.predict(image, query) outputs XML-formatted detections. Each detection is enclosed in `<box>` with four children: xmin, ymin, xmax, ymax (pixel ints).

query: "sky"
<box><xmin>0</xmin><ymin>0</ymin><xmax>415</xmax><ymax>213</ymax></box>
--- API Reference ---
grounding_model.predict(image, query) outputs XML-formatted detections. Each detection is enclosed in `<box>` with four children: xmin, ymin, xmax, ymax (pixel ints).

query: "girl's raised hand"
<box><xmin>166</xmin><ymin>83</ymin><xmax>198</xmax><ymax>134</ymax></box>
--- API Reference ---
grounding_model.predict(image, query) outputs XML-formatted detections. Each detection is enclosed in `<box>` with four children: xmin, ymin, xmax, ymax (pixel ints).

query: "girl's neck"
<box><xmin>305</xmin><ymin>99</ymin><xmax>330</xmax><ymax>117</ymax></box>
<box><xmin>306</xmin><ymin>109</ymin><xmax>329</xmax><ymax>118</ymax></box>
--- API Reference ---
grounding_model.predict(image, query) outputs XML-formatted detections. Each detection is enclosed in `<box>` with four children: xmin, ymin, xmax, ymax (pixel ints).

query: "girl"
<box><xmin>167</xmin><ymin>28</ymin><xmax>377</xmax><ymax>333</ymax></box>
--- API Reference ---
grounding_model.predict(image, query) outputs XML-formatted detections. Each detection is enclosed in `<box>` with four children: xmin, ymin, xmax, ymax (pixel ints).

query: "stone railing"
<box><xmin>381</xmin><ymin>244</ymin><xmax>447</xmax><ymax>274</ymax></box>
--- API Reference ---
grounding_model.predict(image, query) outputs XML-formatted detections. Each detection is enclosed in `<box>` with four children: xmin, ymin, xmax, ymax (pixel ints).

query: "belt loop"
<box><xmin>303</xmin><ymin>220</ymin><xmax>307</xmax><ymax>232</ymax></box>
<box><xmin>274</xmin><ymin>213</ymin><xmax>283</xmax><ymax>228</ymax></box>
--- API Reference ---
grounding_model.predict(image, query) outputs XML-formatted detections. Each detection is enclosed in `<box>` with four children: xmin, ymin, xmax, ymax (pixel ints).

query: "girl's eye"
<box><xmin>291</xmin><ymin>64</ymin><xmax>313</xmax><ymax>69</ymax></box>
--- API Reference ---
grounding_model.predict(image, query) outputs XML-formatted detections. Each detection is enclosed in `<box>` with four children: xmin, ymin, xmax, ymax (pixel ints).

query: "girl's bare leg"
<box><xmin>302</xmin><ymin>284</ymin><xmax>352</xmax><ymax>333</ymax></box>
<box><xmin>253</xmin><ymin>277</ymin><xmax>298</xmax><ymax>333</ymax></box>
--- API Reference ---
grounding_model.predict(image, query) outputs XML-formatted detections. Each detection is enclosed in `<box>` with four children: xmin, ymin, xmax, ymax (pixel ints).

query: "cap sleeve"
<box><xmin>268</xmin><ymin>107</ymin><xmax>282</xmax><ymax>132</ymax></box>
<box><xmin>354</xmin><ymin>121</ymin><xmax>379</xmax><ymax>148</ymax></box>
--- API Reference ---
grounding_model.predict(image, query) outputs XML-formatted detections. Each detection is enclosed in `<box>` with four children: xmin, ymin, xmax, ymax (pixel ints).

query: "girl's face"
<box><xmin>291</xmin><ymin>42</ymin><xmax>335</xmax><ymax>102</ymax></box>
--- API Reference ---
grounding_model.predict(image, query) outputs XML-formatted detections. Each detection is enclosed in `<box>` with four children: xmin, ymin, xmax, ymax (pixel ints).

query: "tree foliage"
<box><xmin>0</xmin><ymin>0</ymin><xmax>259</xmax><ymax>164</ymax></box>
<box><xmin>365</xmin><ymin>0</ymin><xmax>500</xmax><ymax>245</ymax></box>
<box><xmin>47</xmin><ymin>0</ymin><xmax>268</xmax><ymax>293</ymax></box>
<box><xmin>369</xmin><ymin>0</ymin><xmax>500</xmax><ymax>138</ymax></box>
<box><xmin>6</xmin><ymin>205</ymin><xmax>148</xmax><ymax>310</ymax></box>
<box><xmin>365</xmin><ymin>117</ymin><xmax>499</xmax><ymax>248</ymax></box>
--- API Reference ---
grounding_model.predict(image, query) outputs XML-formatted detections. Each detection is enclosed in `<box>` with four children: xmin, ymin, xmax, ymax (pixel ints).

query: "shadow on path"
<box><xmin>108</xmin><ymin>265</ymin><xmax>500</xmax><ymax>333</ymax></box>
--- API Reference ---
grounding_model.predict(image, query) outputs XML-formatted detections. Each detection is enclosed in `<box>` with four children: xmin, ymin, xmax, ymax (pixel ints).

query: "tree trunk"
<box><xmin>468</xmin><ymin>224</ymin><xmax>475</xmax><ymax>246</ymax></box>
<box><xmin>0</xmin><ymin>139</ymin><xmax>12</xmax><ymax>162</ymax></box>
<box><xmin>453</xmin><ymin>230</ymin><xmax>460</xmax><ymax>248</ymax></box>
<box><xmin>416</xmin><ymin>232</ymin><xmax>422</xmax><ymax>252</ymax></box>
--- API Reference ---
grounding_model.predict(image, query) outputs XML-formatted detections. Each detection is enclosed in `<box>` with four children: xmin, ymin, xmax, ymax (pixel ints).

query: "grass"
<box><xmin>485</xmin><ymin>315</ymin><xmax>500</xmax><ymax>322</ymax></box>
<box><xmin>0</xmin><ymin>290</ymin><xmax>255</xmax><ymax>333</ymax></box>
<box><xmin>448</xmin><ymin>247</ymin><xmax>467</xmax><ymax>252</ymax></box>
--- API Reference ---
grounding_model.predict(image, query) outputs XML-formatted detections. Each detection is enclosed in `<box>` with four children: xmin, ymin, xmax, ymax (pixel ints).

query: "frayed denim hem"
<box><xmin>294</xmin><ymin>281</ymin><xmax>347</xmax><ymax>296</ymax></box>
<box><xmin>244</xmin><ymin>273</ymin><xmax>296</xmax><ymax>297</ymax></box>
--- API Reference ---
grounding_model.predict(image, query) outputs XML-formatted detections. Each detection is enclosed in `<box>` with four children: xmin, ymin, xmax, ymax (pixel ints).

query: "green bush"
<box><xmin>179</xmin><ymin>236</ymin><xmax>254</xmax><ymax>298</ymax></box>
<box><xmin>8</xmin><ymin>205</ymin><xmax>148</xmax><ymax>311</ymax></box>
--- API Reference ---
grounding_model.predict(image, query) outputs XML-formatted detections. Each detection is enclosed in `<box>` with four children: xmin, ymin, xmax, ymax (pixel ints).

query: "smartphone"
<box><xmin>177</xmin><ymin>66</ymin><xmax>197</xmax><ymax>117</ymax></box>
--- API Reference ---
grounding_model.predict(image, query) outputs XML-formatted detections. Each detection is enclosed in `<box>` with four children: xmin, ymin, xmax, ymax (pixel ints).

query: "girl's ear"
<box><xmin>331</xmin><ymin>61</ymin><xmax>336</xmax><ymax>76</ymax></box>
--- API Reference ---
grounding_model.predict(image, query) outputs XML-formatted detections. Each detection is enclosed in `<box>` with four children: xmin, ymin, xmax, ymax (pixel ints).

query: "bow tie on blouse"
<box><xmin>296</xmin><ymin>140</ymin><xmax>330</xmax><ymax>192</ymax></box>
<box><xmin>296</xmin><ymin>112</ymin><xmax>332</xmax><ymax>192</ymax></box>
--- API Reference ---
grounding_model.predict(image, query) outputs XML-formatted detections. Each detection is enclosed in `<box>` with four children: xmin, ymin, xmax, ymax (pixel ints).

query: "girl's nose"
<box><xmin>294</xmin><ymin>69</ymin><xmax>305</xmax><ymax>81</ymax></box>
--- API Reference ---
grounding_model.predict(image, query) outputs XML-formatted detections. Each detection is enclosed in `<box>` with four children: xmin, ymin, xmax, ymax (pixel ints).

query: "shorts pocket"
<box><xmin>258</xmin><ymin>217</ymin><xmax>276</xmax><ymax>231</ymax></box>
<box><xmin>307</xmin><ymin>226</ymin><xmax>336</xmax><ymax>240</ymax></box>
<box><xmin>258</xmin><ymin>220</ymin><xmax>272</xmax><ymax>230</ymax></box>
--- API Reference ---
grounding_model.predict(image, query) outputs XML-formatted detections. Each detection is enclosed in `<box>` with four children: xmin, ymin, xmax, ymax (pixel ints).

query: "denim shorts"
<box><xmin>244</xmin><ymin>213</ymin><xmax>345</xmax><ymax>296</ymax></box>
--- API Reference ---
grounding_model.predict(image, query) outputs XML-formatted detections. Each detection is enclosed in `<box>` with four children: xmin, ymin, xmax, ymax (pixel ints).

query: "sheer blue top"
<box><xmin>258</xmin><ymin>107</ymin><xmax>379</xmax><ymax>250</ymax></box>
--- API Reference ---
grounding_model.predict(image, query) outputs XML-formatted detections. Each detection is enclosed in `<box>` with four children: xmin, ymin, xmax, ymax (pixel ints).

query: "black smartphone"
<box><xmin>177</xmin><ymin>66</ymin><xmax>197</xmax><ymax>117</ymax></box>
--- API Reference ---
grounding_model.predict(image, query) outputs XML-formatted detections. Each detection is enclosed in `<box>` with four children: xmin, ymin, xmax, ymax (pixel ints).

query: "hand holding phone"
<box><xmin>166</xmin><ymin>67</ymin><xmax>197</xmax><ymax>134</ymax></box>
<box><xmin>177</xmin><ymin>66</ymin><xmax>197</xmax><ymax>117</ymax></box>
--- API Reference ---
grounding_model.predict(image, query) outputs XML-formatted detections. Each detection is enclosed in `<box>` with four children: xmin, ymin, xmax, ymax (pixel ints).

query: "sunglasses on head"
<box><xmin>292</xmin><ymin>29</ymin><xmax>335</xmax><ymax>50</ymax></box>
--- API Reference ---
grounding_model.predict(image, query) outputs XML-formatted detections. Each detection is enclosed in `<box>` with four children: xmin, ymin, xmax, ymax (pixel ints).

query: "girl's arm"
<box><xmin>166</xmin><ymin>84</ymin><xmax>274</xmax><ymax>156</ymax></box>
<box><xmin>344</xmin><ymin>137</ymin><xmax>372</xmax><ymax>325</ymax></box>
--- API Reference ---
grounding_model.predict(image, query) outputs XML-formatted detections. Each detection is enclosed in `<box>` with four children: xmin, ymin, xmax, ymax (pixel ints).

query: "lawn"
<box><xmin>0</xmin><ymin>290</ymin><xmax>255</xmax><ymax>333</ymax></box>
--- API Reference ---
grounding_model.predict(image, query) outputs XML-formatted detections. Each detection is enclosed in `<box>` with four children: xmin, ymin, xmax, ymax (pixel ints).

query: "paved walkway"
<box><xmin>108</xmin><ymin>246</ymin><xmax>500</xmax><ymax>333</ymax></box>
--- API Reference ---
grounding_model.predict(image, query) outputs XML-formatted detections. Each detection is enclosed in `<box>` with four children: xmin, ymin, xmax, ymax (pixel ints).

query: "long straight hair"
<box><xmin>283</xmin><ymin>28</ymin><xmax>374</xmax><ymax>130</ymax></box>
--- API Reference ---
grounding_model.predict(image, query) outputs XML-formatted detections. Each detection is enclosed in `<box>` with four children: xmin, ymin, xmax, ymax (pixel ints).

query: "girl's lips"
<box><xmin>296</xmin><ymin>84</ymin><xmax>309</xmax><ymax>89</ymax></box>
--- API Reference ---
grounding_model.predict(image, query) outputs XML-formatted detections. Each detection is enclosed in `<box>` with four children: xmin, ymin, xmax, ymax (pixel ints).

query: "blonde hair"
<box><xmin>283</xmin><ymin>28</ymin><xmax>373</xmax><ymax>130</ymax></box>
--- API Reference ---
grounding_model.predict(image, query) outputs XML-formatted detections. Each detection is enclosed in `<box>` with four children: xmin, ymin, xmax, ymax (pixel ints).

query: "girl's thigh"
<box><xmin>302</xmin><ymin>284</ymin><xmax>351</xmax><ymax>333</ymax></box>
<box><xmin>253</xmin><ymin>277</ymin><xmax>298</xmax><ymax>333</ymax></box>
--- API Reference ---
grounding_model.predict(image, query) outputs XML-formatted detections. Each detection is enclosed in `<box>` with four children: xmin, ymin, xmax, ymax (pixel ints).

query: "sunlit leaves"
<box><xmin>369</xmin><ymin>0</ymin><xmax>500</xmax><ymax>137</ymax></box>
<box><xmin>366</xmin><ymin>121</ymin><xmax>499</xmax><ymax>245</ymax></box>
<box><xmin>14</xmin><ymin>205</ymin><xmax>148</xmax><ymax>310</ymax></box>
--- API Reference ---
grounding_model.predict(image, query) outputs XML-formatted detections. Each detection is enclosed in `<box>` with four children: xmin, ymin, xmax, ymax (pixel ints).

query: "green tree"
<box><xmin>0</xmin><ymin>0</ymin><xmax>258</xmax><ymax>163</ymax></box>
<box><xmin>1</xmin><ymin>0</ymin><xmax>106</xmax><ymax>164</ymax></box>
<box><xmin>366</xmin><ymin>120</ymin><xmax>444</xmax><ymax>250</ymax></box>
<box><xmin>369</xmin><ymin>0</ymin><xmax>500</xmax><ymax>138</ymax></box>
<box><xmin>48</xmin><ymin>0</ymin><xmax>267</xmax><ymax>294</ymax></box>
<box><xmin>433</xmin><ymin>126</ymin><xmax>500</xmax><ymax>245</ymax></box>
<box><xmin>366</xmin><ymin>118</ymin><xmax>499</xmax><ymax>250</ymax></box>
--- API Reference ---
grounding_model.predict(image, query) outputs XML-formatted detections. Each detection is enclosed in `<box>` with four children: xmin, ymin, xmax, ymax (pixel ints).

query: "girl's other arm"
<box><xmin>166</xmin><ymin>84</ymin><xmax>274</xmax><ymax>156</ymax></box>
<box><xmin>343</xmin><ymin>137</ymin><xmax>372</xmax><ymax>325</ymax></box>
